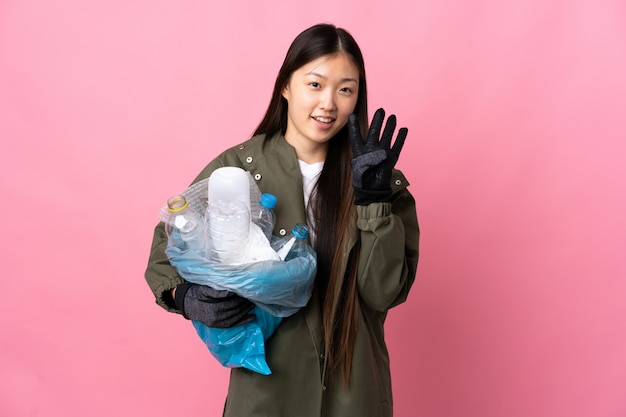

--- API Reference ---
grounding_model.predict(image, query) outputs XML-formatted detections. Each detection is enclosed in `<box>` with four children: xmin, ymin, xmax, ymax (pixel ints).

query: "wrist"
<box><xmin>353</xmin><ymin>187</ymin><xmax>392</xmax><ymax>205</ymax></box>
<box><xmin>173</xmin><ymin>283</ymin><xmax>193</xmax><ymax>318</ymax></box>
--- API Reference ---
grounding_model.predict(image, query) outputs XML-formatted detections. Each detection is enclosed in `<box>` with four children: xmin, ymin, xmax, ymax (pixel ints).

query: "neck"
<box><xmin>285</xmin><ymin>136</ymin><xmax>328</xmax><ymax>164</ymax></box>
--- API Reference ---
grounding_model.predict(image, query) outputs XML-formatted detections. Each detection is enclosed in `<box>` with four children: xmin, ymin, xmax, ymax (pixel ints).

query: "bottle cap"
<box><xmin>260</xmin><ymin>193</ymin><xmax>277</xmax><ymax>209</ymax></box>
<box><xmin>292</xmin><ymin>223</ymin><xmax>309</xmax><ymax>239</ymax></box>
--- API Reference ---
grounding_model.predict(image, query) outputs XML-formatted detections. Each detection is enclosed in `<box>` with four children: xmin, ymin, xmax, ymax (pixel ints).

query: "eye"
<box><xmin>309</xmin><ymin>82</ymin><xmax>321</xmax><ymax>88</ymax></box>
<box><xmin>340</xmin><ymin>87</ymin><xmax>354</xmax><ymax>94</ymax></box>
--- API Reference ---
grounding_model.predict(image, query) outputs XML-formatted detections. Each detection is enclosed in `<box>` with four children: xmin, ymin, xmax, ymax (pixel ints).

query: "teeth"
<box><xmin>315</xmin><ymin>117</ymin><xmax>333</xmax><ymax>123</ymax></box>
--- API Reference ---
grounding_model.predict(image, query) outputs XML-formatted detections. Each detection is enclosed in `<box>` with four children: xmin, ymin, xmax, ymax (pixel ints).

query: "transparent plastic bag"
<box><xmin>165</xmin><ymin>238</ymin><xmax>316</xmax><ymax>316</ymax></box>
<box><xmin>160</xmin><ymin>173</ymin><xmax>317</xmax><ymax>375</ymax></box>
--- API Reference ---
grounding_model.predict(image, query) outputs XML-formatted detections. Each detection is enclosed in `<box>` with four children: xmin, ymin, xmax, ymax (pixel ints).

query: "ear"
<box><xmin>281</xmin><ymin>84</ymin><xmax>290</xmax><ymax>100</ymax></box>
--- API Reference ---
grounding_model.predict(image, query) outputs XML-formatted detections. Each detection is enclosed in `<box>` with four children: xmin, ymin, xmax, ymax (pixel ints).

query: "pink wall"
<box><xmin>1</xmin><ymin>0</ymin><xmax>625</xmax><ymax>416</ymax></box>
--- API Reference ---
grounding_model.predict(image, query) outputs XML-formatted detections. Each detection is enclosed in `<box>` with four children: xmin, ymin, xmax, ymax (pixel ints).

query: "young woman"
<box><xmin>145</xmin><ymin>23</ymin><xmax>419</xmax><ymax>417</ymax></box>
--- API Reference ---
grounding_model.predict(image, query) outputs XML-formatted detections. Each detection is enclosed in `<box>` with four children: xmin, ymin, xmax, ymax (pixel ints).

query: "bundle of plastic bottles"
<box><xmin>159</xmin><ymin>167</ymin><xmax>317</xmax><ymax>375</ymax></box>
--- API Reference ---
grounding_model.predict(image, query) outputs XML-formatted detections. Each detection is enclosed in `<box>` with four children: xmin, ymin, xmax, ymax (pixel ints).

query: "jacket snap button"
<box><xmin>254</xmin><ymin>173</ymin><xmax>262</xmax><ymax>181</ymax></box>
<box><xmin>279</xmin><ymin>229</ymin><xmax>286</xmax><ymax>236</ymax></box>
<box><xmin>394</xmin><ymin>179</ymin><xmax>402</xmax><ymax>186</ymax></box>
<box><xmin>246</xmin><ymin>156</ymin><xmax>253</xmax><ymax>164</ymax></box>
<box><xmin>239</xmin><ymin>145</ymin><xmax>245</xmax><ymax>150</ymax></box>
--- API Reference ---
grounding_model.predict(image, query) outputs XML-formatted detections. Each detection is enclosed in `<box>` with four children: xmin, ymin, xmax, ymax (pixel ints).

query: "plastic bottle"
<box><xmin>164</xmin><ymin>195</ymin><xmax>204</xmax><ymax>252</ymax></box>
<box><xmin>253</xmin><ymin>193</ymin><xmax>277</xmax><ymax>242</ymax></box>
<box><xmin>272</xmin><ymin>223</ymin><xmax>310</xmax><ymax>261</ymax></box>
<box><xmin>205</xmin><ymin>167</ymin><xmax>252</xmax><ymax>265</ymax></box>
<box><xmin>206</xmin><ymin>199</ymin><xmax>251</xmax><ymax>264</ymax></box>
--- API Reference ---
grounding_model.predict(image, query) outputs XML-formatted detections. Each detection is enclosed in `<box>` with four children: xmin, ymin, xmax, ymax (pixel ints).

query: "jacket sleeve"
<box><xmin>144</xmin><ymin>222</ymin><xmax>186</xmax><ymax>312</ymax></box>
<box><xmin>356</xmin><ymin>170</ymin><xmax>420</xmax><ymax>312</ymax></box>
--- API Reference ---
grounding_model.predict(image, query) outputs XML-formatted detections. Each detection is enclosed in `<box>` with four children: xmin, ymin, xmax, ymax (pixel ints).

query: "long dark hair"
<box><xmin>254</xmin><ymin>23</ymin><xmax>368</xmax><ymax>387</ymax></box>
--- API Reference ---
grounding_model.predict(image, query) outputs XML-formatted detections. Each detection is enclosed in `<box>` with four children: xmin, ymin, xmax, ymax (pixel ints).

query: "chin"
<box><xmin>313</xmin><ymin>134</ymin><xmax>335</xmax><ymax>144</ymax></box>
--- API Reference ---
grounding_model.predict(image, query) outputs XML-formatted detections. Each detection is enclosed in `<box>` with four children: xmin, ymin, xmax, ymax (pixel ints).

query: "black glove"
<box><xmin>348</xmin><ymin>108</ymin><xmax>408</xmax><ymax>205</ymax></box>
<box><xmin>174</xmin><ymin>283</ymin><xmax>256</xmax><ymax>328</ymax></box>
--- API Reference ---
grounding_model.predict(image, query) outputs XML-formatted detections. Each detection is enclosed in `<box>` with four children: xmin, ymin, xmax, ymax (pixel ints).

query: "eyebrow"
<box><xmin>306</xmin><ymin>71</ymin><xmax>358</xmax><ymax>83</ymax></box>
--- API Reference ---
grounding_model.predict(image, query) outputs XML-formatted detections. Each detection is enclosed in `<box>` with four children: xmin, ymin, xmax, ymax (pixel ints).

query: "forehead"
<box><xmin>295</xmin><ymin>53</ymin><xmax>359</xmax><ymax>79</ymax></box>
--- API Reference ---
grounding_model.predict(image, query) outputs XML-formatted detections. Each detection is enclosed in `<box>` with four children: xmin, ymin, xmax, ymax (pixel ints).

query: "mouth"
<box><xmin>312</xmin><ymin>115</ymin><xmax>336</xmax><ymax>125</ymax></box>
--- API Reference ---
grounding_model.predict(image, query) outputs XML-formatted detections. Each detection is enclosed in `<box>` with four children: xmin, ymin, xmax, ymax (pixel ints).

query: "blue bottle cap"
<box><xmin>292</xmin><ymin>223</ymin><xmax>309</xmax><ymax>239</ymax></box>
<box><xmin>260</xmin><ymin>193</ymin><xmax>277</xmax><ymax>209</ymax></box>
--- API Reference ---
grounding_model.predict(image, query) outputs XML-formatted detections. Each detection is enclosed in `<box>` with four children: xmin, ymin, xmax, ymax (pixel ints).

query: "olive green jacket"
<box><xmin>145</xmin><ymin>133</ymin><xmax>420</xmax><ymax>417</ymax></box>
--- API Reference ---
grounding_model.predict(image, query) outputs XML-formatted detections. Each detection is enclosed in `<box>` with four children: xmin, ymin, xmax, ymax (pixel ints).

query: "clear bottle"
<box><xmin>205</xmin><ymin>167</ymin><xmax>252</xmax><ymax>265</ymax></box>
<box><xmin>272</xmin><ymin>223</ymin><xmax>310</xmax><ymax>261</ymax></box>
<box><xmin>253</xmin><ymin>193</ymin><xmax>277</xmax><ymax>242</ymax></box>
<box><xmin>164</xmin><ymin>195</ymin><xmax>204</xmax><ymax>252</ymax></box>
<box><xmin>205</xmin><ymin>199</ymin><xmax>250</xmax><ymax>265</ymax></box>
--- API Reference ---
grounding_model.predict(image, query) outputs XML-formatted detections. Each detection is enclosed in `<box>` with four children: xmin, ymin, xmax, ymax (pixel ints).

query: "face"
<box><xmin>282</xmin><ymin>53</ymin><xmax>359</xmax><ymax>161</ymax></box>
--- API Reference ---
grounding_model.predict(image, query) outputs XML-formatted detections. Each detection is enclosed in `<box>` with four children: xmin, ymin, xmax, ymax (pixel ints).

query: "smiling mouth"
<box><xmin>312</xmin><ymin>116</ymin><xmax>335</xmax><ymax>124</ymax></box>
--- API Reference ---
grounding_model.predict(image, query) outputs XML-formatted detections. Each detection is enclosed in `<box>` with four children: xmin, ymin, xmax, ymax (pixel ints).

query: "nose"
<box><xmin>319</xmin><ymin>89</ymin><xmax>336</xmax><ymax>111</ymax></box>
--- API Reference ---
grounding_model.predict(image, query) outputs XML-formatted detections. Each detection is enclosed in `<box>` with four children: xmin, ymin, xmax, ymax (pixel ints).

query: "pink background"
<box><xmin>1</xmin><ymin>0</ymin><xmax>625</xmax><ymax>416</ymax></box>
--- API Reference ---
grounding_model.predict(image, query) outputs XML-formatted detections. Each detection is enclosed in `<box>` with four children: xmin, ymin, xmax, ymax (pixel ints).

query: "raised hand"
<box><xmin>348</xmin><ymin>108</ymin><xmax>408</xmax><ymax>205</ymax></box>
